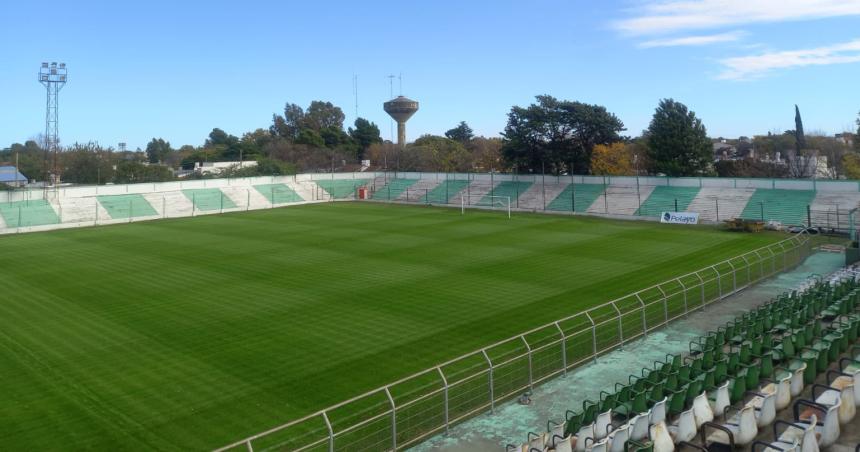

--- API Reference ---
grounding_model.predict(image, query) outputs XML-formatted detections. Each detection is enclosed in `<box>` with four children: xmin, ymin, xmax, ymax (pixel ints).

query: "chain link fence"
<box><xmin>215</xmin><ymin>232</ymin><xmax>812</xmax><ymax>452</ymax></box>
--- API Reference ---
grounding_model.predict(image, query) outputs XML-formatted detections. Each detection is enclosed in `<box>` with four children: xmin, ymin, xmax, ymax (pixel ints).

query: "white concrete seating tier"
<box><xmin>686</xmin><ymin>187</ymin><xmax>755</xmax><ymax>222</ymax></box>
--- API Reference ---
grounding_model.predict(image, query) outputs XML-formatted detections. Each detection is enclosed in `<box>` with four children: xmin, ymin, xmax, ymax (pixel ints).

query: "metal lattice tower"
<box><xmin>39</xmin><ymin>62</ymin><xmax>67</xmax><ymax>185</ymax></box>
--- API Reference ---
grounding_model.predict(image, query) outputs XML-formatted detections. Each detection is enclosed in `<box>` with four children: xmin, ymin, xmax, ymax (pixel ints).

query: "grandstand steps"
<box><xmin>370</xmin><ymin>178</ymin><xmax>420</xmax><ymax>201</ymax></box>
<box><xmin>810</xmin><ymin>191</ymin><xmax>860</xmax><ymax>230</ymax></box>
<box><xmin>635</xmin><ymin>186</ymin><xmax>701</xmax><ymax>217</ymax></box>
<box><xmin>53</xmin><ymin>198</ymin><xmax>108</xmax><ymax>224</ymax></box>
<box><xmin>0</xmin><ymin>199</ymin><xmax>60</xmax><ymax>228</ymax></box>
<box><xmin>451</xmin><ymin>180</ymin><xmax>500</xmax><ymax>205</ymax></box>
<box><xmin>219</xmin><ymin>186</ymin><xmax>269</xmax><ymax>210</ymax></box>
<box><xmin>394</xmin><ymin>178</ymin><xmax>443</xmax><ymax>202</ymax></box>
<box><xmin>587</xmin><ymin>185</ymin><xmax>655</xmax><ymax>216</ymax></box>
<box><xmin>517</xmin><ymin>182</ymin><xmax>570</xmax><ymax>210</ymax></box>
<box><xmin>142</xmin><ymin>191</ymin><xmax>194</xmax><ymax>218</ymax></box>
<box><xmin>287</xmin><ymin>180</ymin><xmax>318</xmax><ymax>202</ymax></box>
<box><xmin>687</xmin><ymin>188</ymin><xmax>755</xmax><ymax>222</ymax></box>
<box><xmin>740</xmin><ymin>188</ymin><xmax>817</xmax><ymax>226</ymax></box>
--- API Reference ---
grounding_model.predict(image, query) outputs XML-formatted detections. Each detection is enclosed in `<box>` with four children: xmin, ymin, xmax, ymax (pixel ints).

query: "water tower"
<box><xmin>383</xmin><ymin>96</ymin><xmax>419</xmax><ymax>146</ymax></box>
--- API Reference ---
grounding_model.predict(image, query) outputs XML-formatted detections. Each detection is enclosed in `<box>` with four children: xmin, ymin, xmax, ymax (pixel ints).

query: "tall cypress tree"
<box><xmin>794</xmin><ymin>105</ymin><xmax>806</xmax><ymax>151</ymax></box>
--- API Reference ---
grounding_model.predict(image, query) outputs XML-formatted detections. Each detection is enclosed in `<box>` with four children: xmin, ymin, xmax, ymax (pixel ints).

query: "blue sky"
<box><xmin>1</xmin><ymin>0</ymin><xmax>859</xmax><ymax>150</ymax></box>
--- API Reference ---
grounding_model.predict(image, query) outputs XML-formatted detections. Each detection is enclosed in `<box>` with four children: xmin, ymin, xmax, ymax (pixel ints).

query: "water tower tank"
<box><xmin>383</xmin><ymin>96</ymin><xmax>419</xmax><ymax>146</ymax></box>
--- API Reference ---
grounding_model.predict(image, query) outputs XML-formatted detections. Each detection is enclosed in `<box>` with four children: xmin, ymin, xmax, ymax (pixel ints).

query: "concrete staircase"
<box><xmin>394</xmin><ymin>178</ymin><xmax>443</xmax><ymax>202</ymax></box>
<box><xmin>54</xmin><ymin>197</ymin><xmax>109</xmax><ymax>224</ymax></box>
<box><xmin>144</xmin><ymin>191</ymin><xmax>193</xmax><ymax>218</ymax></box>
<box><xmin>220</xmin><ymin>186</ymin><xmax>270</xmax><ymax>210</ymax></box>
<box><xmin>686</xmin><ymin>188</ymin><xmax>755</xmax><ymax>222</ymax></box>
<box><xmin>517</xmin><ymin>182</ymin><xmax>570</xmax><ymax>210</ymax></box>
<box><xmin>450</xmin><ymin>180</ymin><xmax>500</xmax><ymax>206</ymax></box>
<box><xmin>810</xmin><ymin>191</ymin><xmax>860</xmax><ymax>230</ymax></box>
<box><xmin>290</xmin><ymin>180</ymin><xmax>327</xmax><ymax>202</ymax></box>
<box><xmin>587</xmin><ymin>185</ymin><xmax>655</xmax><ymax>216</ymax></box>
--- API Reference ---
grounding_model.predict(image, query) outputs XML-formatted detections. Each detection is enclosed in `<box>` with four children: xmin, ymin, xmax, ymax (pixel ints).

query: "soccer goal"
<box><xmin>461</xmin><ymin>195</ymin><xmax>511</xmax><ymax>219</ymax></box>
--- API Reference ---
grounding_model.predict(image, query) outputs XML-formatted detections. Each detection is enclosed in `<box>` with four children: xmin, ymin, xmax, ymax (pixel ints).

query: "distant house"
<box><xmin>836</xmin><ymin>133</ymin><xmax>855</xmax><ymax>148</ymax></box>
<box><xmin>191</xmin><ymin>161</ymin><xmax>257</xmax><ymax>176</ymax></box>
<box><xmin>713</xmin><ymin>142</ymin><xmax>737</xmax><ymax>161</ymax></box>
<box><xmin>0</xmin><ymin>166</ymin><xmax>27</xmax><ymax>187</ymax></box>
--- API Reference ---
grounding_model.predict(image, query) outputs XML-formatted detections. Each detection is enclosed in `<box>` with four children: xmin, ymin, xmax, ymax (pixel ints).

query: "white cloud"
<box><xmin>717</xmin><ymin>39</ymin><xmax>860</xmax><ymax>80</ymax></box>
<box><xmin>639</xmin><ymin>31</ymin><xmax>744</xmax><ymax>48</ymax></box>
<box><xmin>616</xmin><ymin>0</ymin><xmax>860</xmax><ymax>35</ymax></box>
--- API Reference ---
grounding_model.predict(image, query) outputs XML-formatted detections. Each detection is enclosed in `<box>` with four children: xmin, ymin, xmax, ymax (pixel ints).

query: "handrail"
<box><xmin>214</xmin><ymin>230</ymin><xmax>810</xmax><ymax>451</ymax></box>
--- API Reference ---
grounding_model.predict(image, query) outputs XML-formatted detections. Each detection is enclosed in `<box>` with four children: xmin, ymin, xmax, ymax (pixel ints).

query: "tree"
<box><xmin>501</xmin><ymin>95</ymin><xmax>624</xmax><ymax>174</ymax></box>
<box><xmin>794</xmin><ymin>105</ymin><xmax>806</xmax><ymax>152</ymax></box>
<box><xmin>856</xmin><ymin>111</ymin><xmax>860</xmax><ymax>151</ymax></box>
<box><xmin>645</xmin><ymin>99</ymin><xmax>712</xmax><ymax>176</ymax></box>
<box><xmin>348</xmin><ymin>118</ymin><xmax>382</xmax><ymax>159</ymax></box>
<box><xmin>113</xmin><ymin>161</ymin><xmax>173</xmax><ymax>184</ymax></box>
<box><xmin>843</xmin><ymin>153</ymin><xmax>860</xmax><ymax>180</ymax></box>
<box><xmin>270</xmin><ymin>103</ymin><xmax>306</xmax><ymax>140</ymax></box>
<box><xmin>304</xmin><ymin>101</ymin><xmax>345</xmax><ymax>131</ymax></box>
<box><xmin>145</xmin><ymin>138</ymin><xmax>173</xmax><ymax>164</ymax></box>
<box><xmin>411</xmin><ymin>135</ymin><xmax>472</xmax><ymax>172</ymax></box>
<box><xmin>590</xmin><ymin>142</ymin><xmax>633</xmax><ymax>175</ymax></box>
<box><xmin>469</xmin><ymin>137</ymin><xmax>504</xmax><ymax>172</ymax></box>
<box><xmin>445</xmin><ymin>121</ymin><xmax>474</xmax><ymax>143</ymax></box>
<box><xmin>61</xmin><ymin>142</ymin><xmax>116</xmax><ymax>184</ymax></box>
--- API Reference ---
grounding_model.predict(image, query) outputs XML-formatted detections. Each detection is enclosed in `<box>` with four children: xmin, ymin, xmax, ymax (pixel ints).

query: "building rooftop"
<box><xmin>0</xmin><ymin>166</ymin><xmax>27</xmax><ymax>183</ymax></box>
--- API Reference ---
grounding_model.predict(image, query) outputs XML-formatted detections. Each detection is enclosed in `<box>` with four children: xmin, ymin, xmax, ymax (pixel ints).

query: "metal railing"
<box><xmin>215</xmin><ymin>231</ymin><xmax>812</xmax><ymax>452</ymax></box>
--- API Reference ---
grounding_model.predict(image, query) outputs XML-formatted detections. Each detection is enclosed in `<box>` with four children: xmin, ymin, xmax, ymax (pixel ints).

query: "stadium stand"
<box><xmin>254</xmin><ymin>184</ymin><xmax>304</xmax><ymax>205</ymax></box>
<box><xmin>480</xmin><ymin>181</ymin><xmax>533</xmax><ymax>207</ymax></box>
<box><xmin>97</xmin><ymin>194</ymin><xmax>158</xmax><ymax>219</ymax></box>
<box><xmin>547</xmin><ymin>184</ymin><xmax>608</xmax><ymax>213</ymax></box>
<box><xmin>509</xmin><ymin>269</ymin><xmax>860</xmax><ymax>452</ymax></box>
<box><xmin>740</xmin><ymin>189</ymin><xmax>817</xmax><ymax>225</ymax></box>
<box><xmin>635</xmin><ymin>186</ymin><xmax>701</xmax><ymax>217</ymax></box>
<box><xmin>182</xmin><ymin>188</ymin><xmax>237</xmax><ymax>211</ymax></box>
<box><xmin>587</xmin><ymin>185</ymin><xmax>656</xmax><ymax>216</ymax></box>
<box><xmin>517</xmin><ymin>182</ymin><xmax>570</xmax><ymax>210</ymax></box>
<box><xmin>0</xmin><ymin>199</ymin><xmax>59</xmax><ymax>227</ymax></box>
<box><xmin>315</xmin><ymin>179</ymin><xmax>369</xmax><ymax>199</ymax></box>
<box><xmin>686</xmin><ymin>188</ymin><xmax>755</xmax><ymax>222</ymax></box>
<box><xmin>422</xmin><ymin>179</ymin><xmax>470</xmax><ymax>204</ymax></box>
<box><xmin>370</xmin><ymin>178</ymin><xmax>419</xmax><ymax>200</ymax></box>
<box><xmin>388</xmin><ymin>178</ymin><xmax>438</xmax><ymax>202</ymax></box>
<box><xmin>810</xmin><ymin>191</ymin><xmax>860</xmax><ymax>231</ymax></box>
<box><xmin>452</xmin><ymin>180</ymin><xmax>499</xmax><ymax>205</ymax></box>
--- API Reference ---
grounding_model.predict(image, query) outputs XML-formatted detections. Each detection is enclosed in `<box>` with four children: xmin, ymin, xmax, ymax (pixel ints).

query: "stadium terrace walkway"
<box><xmin>409</xmin><ymin>251</ymin><xmax>848</xmax><ymax>451</ymax></box>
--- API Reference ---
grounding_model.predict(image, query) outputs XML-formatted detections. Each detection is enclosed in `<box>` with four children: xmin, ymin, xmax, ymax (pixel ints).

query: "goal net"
<box><xmin>461</xmin><ymin>195</ymin><xmax>511</xmax><ymax>219</ymax></box>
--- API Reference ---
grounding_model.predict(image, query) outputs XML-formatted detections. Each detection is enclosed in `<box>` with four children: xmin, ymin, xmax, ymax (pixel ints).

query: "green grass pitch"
<box><xmin>0</xmin><ymin>202</ymin><xmax>782</xmax><ymax>450</ymax></box>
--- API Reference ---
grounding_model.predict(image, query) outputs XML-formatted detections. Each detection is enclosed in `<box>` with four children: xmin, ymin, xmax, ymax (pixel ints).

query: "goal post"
<box><xmin>461</xmin><ymin>195</ymin><xmax>511</xmax><ymax>219</ymax></box>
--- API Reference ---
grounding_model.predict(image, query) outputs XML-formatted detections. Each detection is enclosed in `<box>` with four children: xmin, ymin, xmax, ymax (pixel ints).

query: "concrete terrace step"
<box><xmin>143</xmin><ymin>191</ymin><xmax>193</xmax><ymax>218</ymax></box>
<box><xmin>687</xmin><ymin>188</ymin><xmax>755</xmax><ymax>222</ymax></box>
<box><xmin>394</xmin><ymin>179</ymin><xmax>443</xmax><ymax>202</ymax></box>
<box><xmin>96</xmin><ymin>194</ymin><xmax>157</xmax><ymax>220</ymax></box>
<box><xmin>587</xmin><ymin>184</ymin><xmax>655</xmax><ymax>216</ymax></box>
<box><xmin>451</xmin><ymin>180</ymin><xmax>500</xmax><ymax>205</ymax></box>
<box><xmin>635</xmin><ymin>186</ymin><xmax>701</xmax><ymax>217</ymax></box>
<box><xmin>740</xmin><ymin>188</ymin><xmax>817</xmax><ymax>226</ymax></box>
<box><xmin>547</xmin><ymin>183</ymin><xmax>604</xmax><ymax>213</ymax></box>
<box><xmin>251</xmin><ymin>184</ymin><xmax>302</xmax><ymax>206</ymax></box>
<box><xmin>517</xmin><ymin>182</ymin><xmax>570</xmax><ymax>210</ymax></box>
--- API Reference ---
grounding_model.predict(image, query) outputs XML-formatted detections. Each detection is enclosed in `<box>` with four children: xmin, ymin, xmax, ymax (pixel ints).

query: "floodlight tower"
<box><xmin>39</xmin><ymin>62</ymin><xmax>67</xmax><ymax>185</ymax></box>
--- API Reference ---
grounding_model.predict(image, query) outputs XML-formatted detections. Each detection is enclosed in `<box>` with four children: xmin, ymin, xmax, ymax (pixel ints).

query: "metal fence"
<box><xmin>215</xmin><ymin>232</ymin><xmax>812</xmax><ymax>452</ymax></box>
<box><xmin>3</xmin><ymin>172</ymin><xmax>860</xmax><ymax>235</ymax></box>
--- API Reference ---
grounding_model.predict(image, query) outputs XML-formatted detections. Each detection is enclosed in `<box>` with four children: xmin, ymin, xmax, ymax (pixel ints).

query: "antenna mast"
<box><xmin>387</xmin><ymin>74</ymin><xmax>396</xmax><ymax>142</ymax></box>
